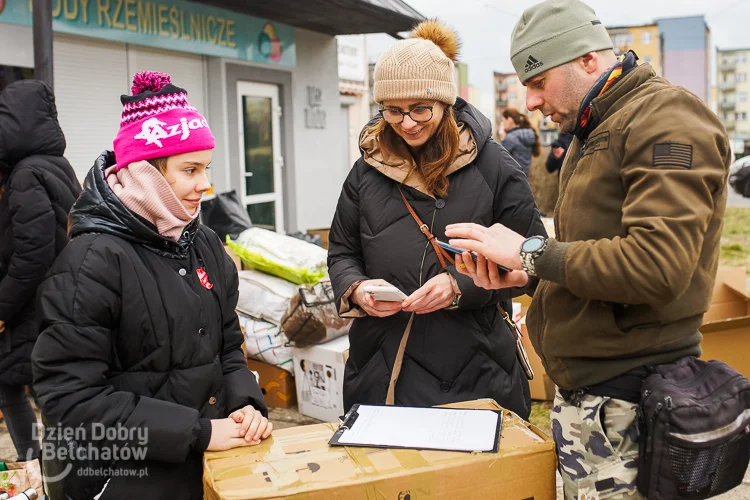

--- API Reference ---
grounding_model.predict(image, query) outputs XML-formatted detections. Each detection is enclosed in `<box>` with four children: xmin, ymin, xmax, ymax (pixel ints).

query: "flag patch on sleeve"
<box><xmin>653</xmin><ymin>143</ymin><xmax>692</xmax><ymax>169</ymax></box>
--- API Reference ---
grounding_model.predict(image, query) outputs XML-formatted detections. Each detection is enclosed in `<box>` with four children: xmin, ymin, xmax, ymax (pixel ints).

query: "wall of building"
<box><xmin>658</xmin><ymin>17</ymin><xmax>709</xmax><ymax>102</ymax></box>
<box><xmin>291</xmin><ymin>28</ymin><xmax>347</xmax><ymax>232</ymax></box>
<box><xmin>608</xmin><ymin>25</ymin><xmax>661</xmax><ymax>75</ymax></box>
<box><xmin>717</xmin><ymin>49</ymin><xmax>750</xmax><ymax>153</ymax></box>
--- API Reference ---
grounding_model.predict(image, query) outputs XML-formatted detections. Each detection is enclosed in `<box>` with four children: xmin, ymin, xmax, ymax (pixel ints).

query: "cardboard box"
<box><xmin>224</xmin><ymin>244</ymin><xmax>243</xmax><ymax>271</ymax></box>
<box><xmin>699</xmin><ymin>267</ymin><xmax>750</xmax><ymax>378</ymax></box>
<box><xmin>306</xmin><ymin>228</ymin><xmax>330</xmax><ymax>249</ymax></box>
<box><xmin>203</xmin><ymin>399</ymin><xmax>557</xmax><ymax>500</ymax></box>
<box><xmin>246</xmin><ymin>359</ymin><xmax>297</xmax><ymax>409</ymax></box>
<box><xmin>293</xmin><ymin>336</ymin><xmax>350</xmax><ymax>422</ymax></box>
<box><xmin>519</xmin><ymin>315</ymin><xmax>556</xmax><ymax>401</ymax></box>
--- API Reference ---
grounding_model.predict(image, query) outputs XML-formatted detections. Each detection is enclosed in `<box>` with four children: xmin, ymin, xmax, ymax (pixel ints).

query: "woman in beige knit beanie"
<box><xmin>327</xmin><ymin>20</ymin><xmax>545</xmax><ymax>416</ymax></box>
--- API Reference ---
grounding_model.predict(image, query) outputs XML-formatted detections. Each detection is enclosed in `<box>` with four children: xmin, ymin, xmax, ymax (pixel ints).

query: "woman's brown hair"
<box><xmin>502</xmin><ymin>107</ymin><xmax>541</xmax><ymax>157</ymax></box>
<box><xmin>365</xmin><ymin>104</ymin><xmax>460</xmax><ymax>198</ymax></box>
<box><xmin>149</xmin><ymin>156</ymin><xmax>168</xmax><ymax>173</ymax></box>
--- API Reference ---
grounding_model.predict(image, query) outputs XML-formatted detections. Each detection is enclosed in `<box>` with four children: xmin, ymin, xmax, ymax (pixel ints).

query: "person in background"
<box><xmin>328</xmin><ymin>20</ymin><xmax>546</xmax><ymax>420</ymax></box>
<box><xmin>32</xmin><ymin>72</ymin><xmax>269</xmax><ymax>500</ymax></box>
<box><xmin>0</xmin><ymin>80</ymin><xmax>81</xmax><ymax>463</ymax></box>
<box><xmin>545</xmin><ymin>130</ymin><xmax>574</xmax><ymax>175</ymax></box>
<box><xmin>500</xmin><ymin>107</ymin><xmax>541</xmax><ymax>175</ymax></box>
<box><xmin>445</xmin><ymin>0</ymin><xmax>729</xmax><ymax>497</ymax></box>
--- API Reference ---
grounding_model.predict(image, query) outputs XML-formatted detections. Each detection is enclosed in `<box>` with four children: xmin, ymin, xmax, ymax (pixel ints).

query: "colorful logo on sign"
<box><xmin>258</xmin><ymin>22</ymin><xmax>282</xmax><ymax>62</ymax></box>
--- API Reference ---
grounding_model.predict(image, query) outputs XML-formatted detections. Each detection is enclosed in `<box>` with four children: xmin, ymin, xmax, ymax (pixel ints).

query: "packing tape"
<box><xmin>391</xmin><ymin>449</ymin><xmax>432</xmax><ymax>471</ymax></box>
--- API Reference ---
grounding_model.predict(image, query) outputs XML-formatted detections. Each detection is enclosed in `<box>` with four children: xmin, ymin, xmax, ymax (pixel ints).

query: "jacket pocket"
<box><xmin>343</xmin><ymin>349</ymin><xmax>389</xmax><ymax>408</ymax></box>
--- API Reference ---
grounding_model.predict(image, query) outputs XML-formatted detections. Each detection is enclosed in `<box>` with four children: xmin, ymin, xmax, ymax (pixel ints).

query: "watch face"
<box><xmin>522</xmin><ymin>237</ymin><xmax>545</xmax><ymax>253</ymax></box>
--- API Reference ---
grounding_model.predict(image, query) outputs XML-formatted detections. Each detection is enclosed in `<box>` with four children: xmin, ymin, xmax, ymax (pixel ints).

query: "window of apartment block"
<box><xmin>738</xmin><ymin>73</ymin><xmax>748</xmax><ymax>83</ymax></box>
<box><xmin>739</xmin><ymin>92</ymin><xmax>749</xmax><ymax>103</ymax></box>
<box><xmin>736</xmin><ymin>112</ymin><xmax>748</xmax><ymax>121</ymax></box>
<box><xmin>644</xmin><ymin>56</ymin><xmax>653</xmax><ymax>65</ymax></box>
<box><xmin>642</xmin><ymin>31</ymin><xmax>652</xmax><ymax>45</ymax></box>
<box><xmin>611</xmin><ymin>33</ymin><xmax>633</xmax><ymax>47</ymax></box>
<box><xmin>738</xmin><ymin>54</ymin><xmax>747</xmax><ymax>64</ymax></box>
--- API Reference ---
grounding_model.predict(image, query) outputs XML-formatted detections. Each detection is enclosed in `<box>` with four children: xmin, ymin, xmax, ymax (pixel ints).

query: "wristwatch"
<box><xmin>520</xmin><ymin>236</ymin><xmax>548</xmax><ymax>277</ymax></box>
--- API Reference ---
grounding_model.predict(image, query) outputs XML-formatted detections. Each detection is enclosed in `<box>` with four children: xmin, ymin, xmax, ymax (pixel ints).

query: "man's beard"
<box><xmin>558</xmin><ymin>114</ymin><xmax>578</xmax><ymax>134</ymax></box>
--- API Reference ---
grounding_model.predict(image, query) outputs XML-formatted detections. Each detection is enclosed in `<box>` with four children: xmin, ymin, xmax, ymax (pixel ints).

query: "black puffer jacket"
<box><xmin>328</xmin><ymin>98</ymin><xmax>546</xmax><ymax>419</ymax></box>
<box><xmin>0</xmin><ymin>80</ymin><xmax>81</xmax><ymax>386</ymax></box>
<box><xmin>32</xmin><ymin>152</ymin><xmax>266</xmax><ymax>500</ymax></box>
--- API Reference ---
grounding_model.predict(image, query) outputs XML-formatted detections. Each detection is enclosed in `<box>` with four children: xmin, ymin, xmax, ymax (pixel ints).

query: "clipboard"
<box><xmin>328</xmin><ymin>404</ymin><xmax>503</xmax><ymax>453</ymax></box>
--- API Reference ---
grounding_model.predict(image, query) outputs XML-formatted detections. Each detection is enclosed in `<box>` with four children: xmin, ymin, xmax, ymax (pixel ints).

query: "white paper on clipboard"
<box><xmin>332</xmin><ymin>405</ymin><xmax>501</xmax><ymax>453</ymax></box>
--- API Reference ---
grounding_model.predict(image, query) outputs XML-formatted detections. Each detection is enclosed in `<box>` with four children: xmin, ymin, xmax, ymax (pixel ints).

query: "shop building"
<box><xmin>0</xmin><ymin>0</ymin><xmax>421</xmax><ymax>232</ymax></box>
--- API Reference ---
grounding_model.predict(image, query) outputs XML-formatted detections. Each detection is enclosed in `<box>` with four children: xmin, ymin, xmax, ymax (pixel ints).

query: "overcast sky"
<box><xmin>366</xmin><ymin>0</ymin><xmax>746</xmax><ymax>112</ymax></box>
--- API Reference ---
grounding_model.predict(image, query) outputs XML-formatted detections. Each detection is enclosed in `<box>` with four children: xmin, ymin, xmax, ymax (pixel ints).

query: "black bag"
<box><xmin>637</xmin><ymin>356</ymin><xmax>750</xmax><ymax>499</ymax></box>
<box><xmin>200</xmin><ymin>190</ymin><xmax>252</xmax><ymax>241</ymax></box>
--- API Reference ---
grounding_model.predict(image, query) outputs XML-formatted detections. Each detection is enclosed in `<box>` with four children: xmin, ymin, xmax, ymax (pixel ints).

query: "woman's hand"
<box><xmin>351</xmin><ymin>279</ymin><xmax>404</xmax><ymax>317</ymax></box>
<box><xmin>207</xmin><ymin>418</ymin><xmax>257</xmax><ymax>451</ymax></box>
<box><xmin>401</xmin><ymin>274</ymin><xmax>455</xmax><ymax>314</ymax></box>
<box><xmin>229</xmin><ymin>406</ymin><xmax>273</xmax><ymax>444</ymax></box>
<box><xmin>0</xmin><ymin>320</ymin><xmax>5</xmax><ymax>333</ymax></box>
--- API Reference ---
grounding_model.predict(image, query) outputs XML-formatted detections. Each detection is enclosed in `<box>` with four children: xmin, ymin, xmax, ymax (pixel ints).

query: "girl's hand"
<box><xmin>229</xmin><ymin>406</ymin><xmax>273</xmax><ymax>443</ymax></box>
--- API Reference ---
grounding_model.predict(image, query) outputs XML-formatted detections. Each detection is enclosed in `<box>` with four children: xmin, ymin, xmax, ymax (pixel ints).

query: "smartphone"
<box><xmin>362</xmin><ymin>285</ymin><xmax>408</xmax><ymax>302</ymax></box>
<box><xmin>435</xmin><ymin>239</ymin><xmax>512</xmax><ymax>273</ymax></box>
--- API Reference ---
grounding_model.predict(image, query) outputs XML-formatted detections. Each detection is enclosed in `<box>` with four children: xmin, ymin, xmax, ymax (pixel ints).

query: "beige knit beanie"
<box><xmin>373</xmin><ymin>20</ymin><xmax>460</xmax><ymax>105</ymax></box>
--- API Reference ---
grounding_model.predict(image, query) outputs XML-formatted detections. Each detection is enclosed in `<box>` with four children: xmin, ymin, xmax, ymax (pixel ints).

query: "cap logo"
<box><xmin>525</xmin><ymin>55</ymin><xmax>544</xmax><ymax>73</ymax></box>
<box><xmin>426</xmin><ymin>88</ymin><xmax>433</xmax><ymax>94</ymax></box>
<box><xmin>134</xmin><ymin>116</ymin><xmax>209</xmax><ymax>147</ymax></box>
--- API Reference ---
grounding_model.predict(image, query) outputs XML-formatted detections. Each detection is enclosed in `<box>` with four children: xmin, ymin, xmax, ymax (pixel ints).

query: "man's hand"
<box><xmin>401</xmin><ymin>274</ymin><xmax>455</xmax><ymax>314</ymax></box>
<box><xmin>351</xmin><ymin>279</ymin><xmax>404</xmax><ymax>317</ymax></box>
<box><xmin>455</xmin><ymin>253</ymin><xmax>529</xmax><ymax>291</ymax></box>
<box><xmin>552</xmin><ymin>147</ymin><xmax>565</xmax><ymax>160</ymax></box>
<box><xmin>0</xmin><ymin>320</ymin><xmax>4</xmax><ymax>334</ymax></box>
<box><xmin>207</xmin><ymin>418</ymin><xmax>257</xmax><ymax>451</ymax></box>
<box><xmin>445</xmin><ymin>223</ymin><xmax>525</xmax><ymax>271</ymax></box>
<box><xmin>229</xmin><ymin>406</ymin><xmax>273</xmax><ymax>443</ymax></box>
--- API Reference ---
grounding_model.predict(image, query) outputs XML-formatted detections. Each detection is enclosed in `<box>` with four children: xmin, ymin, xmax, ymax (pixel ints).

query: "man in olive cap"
<box><xmin>445</xmin><ymin>0</ymin><xmax>731</xmax><ymax>497</ymax></box>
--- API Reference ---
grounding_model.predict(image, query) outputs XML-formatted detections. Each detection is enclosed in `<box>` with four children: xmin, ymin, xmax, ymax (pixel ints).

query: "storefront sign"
<box><xmin>0</xmin><ymin>0</ymin><xmax>296</xmax><ymax>67</ymax></box>
<box><xmin>337</xmin><ymin>35</ymin><xmax>366</xmax><ymax>82</ymax></box>
<box><xmin>304</xmin><ymin>85</ymin><xmax>326</xmax><ymax>129</ymax></box>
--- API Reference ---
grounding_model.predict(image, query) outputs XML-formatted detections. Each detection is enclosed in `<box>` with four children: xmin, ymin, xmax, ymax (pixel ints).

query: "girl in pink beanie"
<box><xmin>32</xmin><ymin>72</ymin><xmax>270</xmax><ymax>500</ymax></box>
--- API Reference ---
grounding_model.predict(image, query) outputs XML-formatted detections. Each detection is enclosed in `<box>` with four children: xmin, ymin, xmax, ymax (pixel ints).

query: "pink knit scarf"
<box><xmin>105</xmin><ymin>161</ymin><xmax>199</xmax><ymax>241</ymax></box>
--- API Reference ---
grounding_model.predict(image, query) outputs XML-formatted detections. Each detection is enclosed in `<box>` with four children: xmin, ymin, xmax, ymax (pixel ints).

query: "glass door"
<box><xmin>237</xmin><ymin>81</ymin><xmax>284</xmax><ymax>232</ymax></box>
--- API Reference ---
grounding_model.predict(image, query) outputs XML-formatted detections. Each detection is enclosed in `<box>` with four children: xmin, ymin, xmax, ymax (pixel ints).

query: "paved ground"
<box><xmin>2</xmin><ymin>401</ymin><xmax>749</xmax><ymax>498</ymax></box>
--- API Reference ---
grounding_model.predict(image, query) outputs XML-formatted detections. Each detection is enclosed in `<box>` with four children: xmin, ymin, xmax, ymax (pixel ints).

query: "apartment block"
<box><xmin>717</xmin><ymin>48</ymin><xmax>750</xmax><ymax>154</ymax></box>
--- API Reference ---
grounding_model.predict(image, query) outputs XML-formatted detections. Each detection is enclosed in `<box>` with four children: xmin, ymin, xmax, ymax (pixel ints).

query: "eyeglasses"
<box><xmin>379</xmin><ymin>102</ymin><xmax>439</xmax><ymax>124</ymax></box>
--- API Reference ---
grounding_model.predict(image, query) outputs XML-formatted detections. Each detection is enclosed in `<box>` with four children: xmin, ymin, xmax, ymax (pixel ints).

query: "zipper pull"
<box><xmin>665</xmin><ymin>396</ymin><xmax>673</xmax><ymax>410</ymax></box>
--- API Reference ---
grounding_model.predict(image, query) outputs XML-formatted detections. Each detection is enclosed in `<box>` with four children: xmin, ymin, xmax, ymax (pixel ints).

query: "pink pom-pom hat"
<box><xmin>113</xmin><ymin>71</ymin><xmax>215</xmax><ymax>170</ymax></box>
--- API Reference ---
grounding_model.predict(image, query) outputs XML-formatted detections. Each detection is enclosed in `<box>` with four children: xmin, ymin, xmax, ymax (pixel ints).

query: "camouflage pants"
<box><xmin>552</xmin><ymin>389</ymin><xmax>644</xmax><ymax>499</ymax></box>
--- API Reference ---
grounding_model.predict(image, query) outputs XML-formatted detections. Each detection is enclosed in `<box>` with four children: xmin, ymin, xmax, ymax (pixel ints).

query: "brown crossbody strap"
<box><xmin>385</xmin><ymin>190</ymin><xmax>532</xmax><ymax>405</ymax></box>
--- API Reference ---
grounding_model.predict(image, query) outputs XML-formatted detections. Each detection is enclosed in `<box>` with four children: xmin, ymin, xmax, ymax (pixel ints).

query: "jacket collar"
<box><xmin>359</xmin><ymin>121</ymin><xmax>478</xmax><ymax>199</ymax></box>
<box><xmin>69</xmin><ymin>151</ymin><xmax>199</xmax><ymax>259</ymax></box>
<box><xmin>588</xmin><ymin>63</ymin><xmax>657</xmax><ymax>133</ymax></box>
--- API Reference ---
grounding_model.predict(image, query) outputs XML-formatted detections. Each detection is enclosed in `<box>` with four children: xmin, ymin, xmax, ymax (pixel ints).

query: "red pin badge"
<box><xmin>196</xmin><ymin>268</ymin><xmax>213</xmax><ymax>290</ymax></box>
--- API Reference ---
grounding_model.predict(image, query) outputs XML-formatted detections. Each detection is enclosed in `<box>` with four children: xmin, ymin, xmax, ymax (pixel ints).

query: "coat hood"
<box><xmin>359</xmin><ymin>98</ymin><xmax>494</xmax><ymax>197</ymax></box>
<box><xmin>506</xmin><ymin>127</ymin><xmax>536</xmax><ymax>147</ymax></box>
<box><xmin>0</xmin><ymin>80</ymin><xmax>66</xmax><ymax>166</ymax></box>
<box><xmin>69</xmin><ymin>151</ymin><xmax>199</xmax><ymax>258</ymax></box>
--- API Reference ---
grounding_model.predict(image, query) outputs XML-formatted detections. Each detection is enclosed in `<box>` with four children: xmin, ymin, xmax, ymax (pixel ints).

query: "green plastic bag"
<box><xmin>226</xmin><ymin>237</ymin><xmax>326</xmax><ymax>285</ymax></box>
